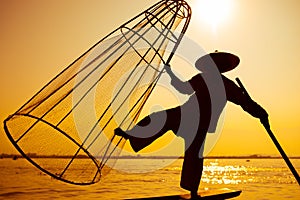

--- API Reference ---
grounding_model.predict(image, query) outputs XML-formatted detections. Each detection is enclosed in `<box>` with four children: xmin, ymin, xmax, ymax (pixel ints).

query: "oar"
<box><xmin>236</xmin><ymin>78</ymin><xmax>300</xmax><ymax>185</ymax></box>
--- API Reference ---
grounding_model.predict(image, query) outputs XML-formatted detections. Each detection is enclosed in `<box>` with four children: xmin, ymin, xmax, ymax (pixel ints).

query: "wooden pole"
<box><xmin>236</xmin><ymin>78</ymin><xmax>300</xmax><ymax>185</ymax></box>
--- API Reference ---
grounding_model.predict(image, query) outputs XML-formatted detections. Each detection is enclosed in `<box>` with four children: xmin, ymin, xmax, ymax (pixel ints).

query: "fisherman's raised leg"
<box><xmin>114</xmin><ymin>107</ymin><xmax>181</xmax><ymax>152</ymax></box>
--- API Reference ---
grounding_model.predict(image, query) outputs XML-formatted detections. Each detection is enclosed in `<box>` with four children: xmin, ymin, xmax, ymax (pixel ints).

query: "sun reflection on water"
<box><xmin>202</xmin><ymin>160</ymin><xmax>250</xmax><ymax>184</ymax></box>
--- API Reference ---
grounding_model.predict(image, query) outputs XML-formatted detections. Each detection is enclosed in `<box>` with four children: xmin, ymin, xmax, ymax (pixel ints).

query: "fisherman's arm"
<box><xmin>222</xmin><ymin>75</ymin><xmax>269</xmax><ymax>122</ymax></box>
<box><xmin>165</xmin><ymin>65</ymin><xmax>194</xmax><ymax>95</ymax></box>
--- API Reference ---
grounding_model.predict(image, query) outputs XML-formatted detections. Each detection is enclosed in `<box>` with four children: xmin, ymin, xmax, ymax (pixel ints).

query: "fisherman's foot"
<box><xmin>114</xmin><ymin>128</ymin><xmax>130</xmax><ymax>140</ymax></box>
<box><xmin>190</xmin><ymin>192</ymin><xmax>202</xmax><ymax>199</ymax></box>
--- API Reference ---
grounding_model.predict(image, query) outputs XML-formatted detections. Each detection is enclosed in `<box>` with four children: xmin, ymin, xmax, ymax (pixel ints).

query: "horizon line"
<box><xmin>1</xmin><ymin>153</ymin><xmax>300</xmax><ymax>159</ymax></box>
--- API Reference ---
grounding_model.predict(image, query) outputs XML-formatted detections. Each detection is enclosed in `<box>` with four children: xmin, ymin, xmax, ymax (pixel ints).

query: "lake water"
<box><xmin>0</xmin><ymin>158</ymin><xmax>299</xmax><ymax>199</ymax></box>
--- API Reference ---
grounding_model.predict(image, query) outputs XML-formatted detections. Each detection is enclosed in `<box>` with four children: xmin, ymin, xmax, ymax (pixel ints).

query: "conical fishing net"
<box><xmin>4</xmin><ymin>0</ymin><xmax>191</xmax><ymax>185</ymax></box>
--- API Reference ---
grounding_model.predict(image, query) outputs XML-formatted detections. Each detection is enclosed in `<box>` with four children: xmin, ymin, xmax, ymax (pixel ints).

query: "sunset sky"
<box><xmin>0</xmin><ymin>0</ymin><xmax>299</xmax><ymax>158</ymax></box>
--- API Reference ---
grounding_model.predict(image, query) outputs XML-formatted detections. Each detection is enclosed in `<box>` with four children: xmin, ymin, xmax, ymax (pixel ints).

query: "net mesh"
<box><xmin>4</xmin><ymin>0</ymin><xmax>191</xmax><ymax>185</ymax></box>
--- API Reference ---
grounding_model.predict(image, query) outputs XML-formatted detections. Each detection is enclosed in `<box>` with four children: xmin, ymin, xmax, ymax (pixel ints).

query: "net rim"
<box><xmin>3</xmin><ymin>113</ymin><xmax>101</xmax><ymax>185</ymax></box>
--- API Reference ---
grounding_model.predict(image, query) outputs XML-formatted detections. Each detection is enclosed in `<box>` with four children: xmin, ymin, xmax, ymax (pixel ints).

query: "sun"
<box><xmin>195</xmin><ymin>0</ymin><xmax>233</xmax><ymax>30</ymax></box>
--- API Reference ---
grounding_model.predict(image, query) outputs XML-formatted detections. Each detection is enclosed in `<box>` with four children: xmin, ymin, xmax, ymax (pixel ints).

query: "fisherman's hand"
<box><xmin>250</xmin><ymin>101</ymin><xmax>270</xmax><ymax>127</ymax></box>
<box><xmin>243</xmin><ymin>100</ymin><xmax>268</xmax><ymax>120</ymax></box>
<box><xmin>251</xmin><ymin>101</ymin><xmax>268</xmax><ymax>118</ymax></box>
<box><xmin>260</xmin><ymin>117</ymin><xmax>270</xmax><ymax>129</ymax></box>
<box><xmin>164</xmin><ymin>64</ymin><xmax>173</xmax><ymax>75</ymax></box>
<box><xmin>164</xmin><ymin>64</ymin><xmax>193</xmax><ymax>94</ymax></box>
<box><xmin>164</xmin><ymin>64</ymin><xmax>178</xmax><ymax>80</ymax></box>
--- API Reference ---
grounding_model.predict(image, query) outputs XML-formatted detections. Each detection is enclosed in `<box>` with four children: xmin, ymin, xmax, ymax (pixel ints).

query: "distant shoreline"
<box><xmin>1</xmin><ymin>153</ymin><xmax>300</xmax><ymax>159</ymax></box>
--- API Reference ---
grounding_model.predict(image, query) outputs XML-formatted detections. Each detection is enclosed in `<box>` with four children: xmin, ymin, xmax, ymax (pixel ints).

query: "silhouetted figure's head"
<box><xmin>195</xmin><ymin>51</ymin><xmax>240</xmax><ymax>73</ymax></box>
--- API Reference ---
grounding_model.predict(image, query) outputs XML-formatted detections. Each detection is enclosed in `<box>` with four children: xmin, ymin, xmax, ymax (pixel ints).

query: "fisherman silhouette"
<box><xmin>115</xmin><ymin>51</ymin><xmax>268</xmax><ymax>199</ymax></box>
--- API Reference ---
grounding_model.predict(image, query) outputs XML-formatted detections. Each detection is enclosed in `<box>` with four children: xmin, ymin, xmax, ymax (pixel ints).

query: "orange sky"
<box><xmin>0</xmin><ymin>0</ymin><xmax>299</xmax><ymax>157</ymax></box>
